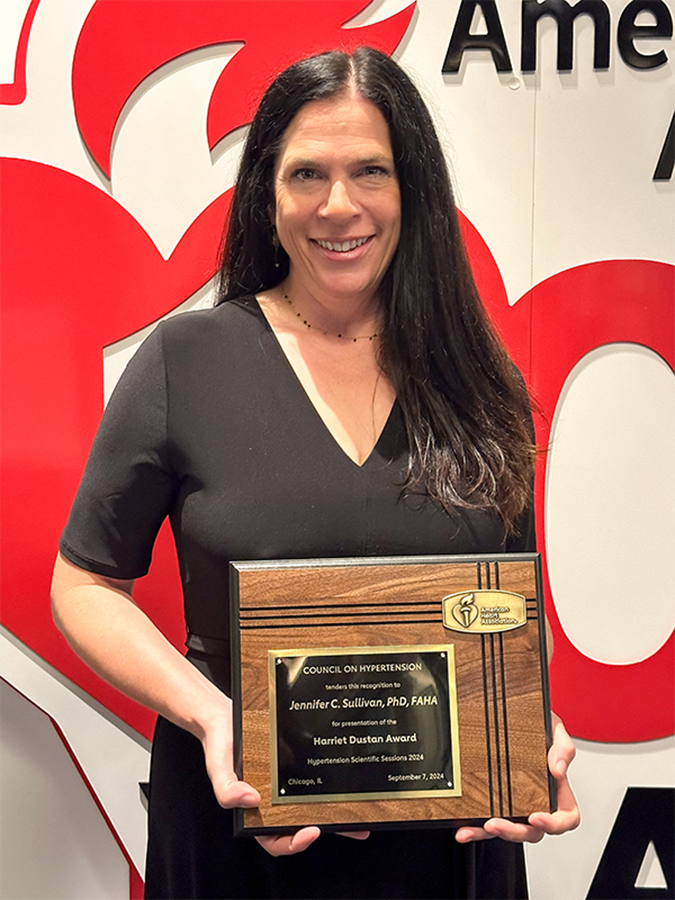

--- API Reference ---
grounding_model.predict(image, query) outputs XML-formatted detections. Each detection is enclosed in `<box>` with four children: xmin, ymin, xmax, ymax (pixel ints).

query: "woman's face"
<box><xmin>273</xmin><ymin>93</ymin><xmax>401</xmax><ymax>308</ymax></box>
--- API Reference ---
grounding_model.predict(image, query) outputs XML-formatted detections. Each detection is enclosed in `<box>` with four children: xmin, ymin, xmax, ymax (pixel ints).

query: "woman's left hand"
<box><xmin>256</xmin><ymin>829</ymin><xmax>370</xmax><ymax>857</ymax></box>
<box><xmin>455</xmin><ymin>713</ymin><xmax>580</xmax><ymax>844</ymax></box>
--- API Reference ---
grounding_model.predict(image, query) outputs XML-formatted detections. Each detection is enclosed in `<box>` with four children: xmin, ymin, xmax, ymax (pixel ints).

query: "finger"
<box><xmin>201</xmin><ymin>719</ymin><xmax>261</xmax><ymax>809</ymax></box>
<box><xmin>210</xmin><ymin>772</ymin><xmax>261</xmax><ymax>809</ymax></box>
<box><xmin>528</xmin><ymin>792</ymin><xmax>581</xmax><ymax>835</ymax></box>
<box><xmin>256</xmin><ymin>826</ymin><xmax>321</xmax><ymax>857</ymax></box>
<box><xmin>482</xmin><ymin>818</ymin><xmax>546</xmax><ymax>843</ymax></box>
<box><xmin>337</xmin><ymin>831</ymin><xmax>370</xmax><ymax>840</ymax></box>
<box><xmin>456</xmin><ymin>819</ymin><xmax>545</xmax><ymax>844</ymax></box>
<box><xmin>455</xmin><ymin>826</ymin><xmax>494</xmax><ymax>843</ymax></box>
<box><xmin>528</xmin><ymin>809</ymin><xmax>580</xmax><ymax>835</ymax></box>
<box><xmin>548</xmin><ymin>714</ymin><xmax>576</xmax><ymax>778</ymax></box>
<box><xmin>528</xmin><ymin>771</ymin><xmax>581</xmax><ymax>835</ymax></box>
<box><xmin>557</xmin><ymin>770</ymin><xmax>579</xmax><ymax>812</ymax></box>
<box><xmin>529</xmin><ymin>785</ymin><xmax>581</xmax><ymax>834</ymax></box>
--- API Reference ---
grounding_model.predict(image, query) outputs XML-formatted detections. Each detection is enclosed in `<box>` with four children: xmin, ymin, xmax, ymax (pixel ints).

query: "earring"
<box><xmin>272</xmin><ymin>230</ymin><xmax>280</xmax><ymax>268</ymax></box>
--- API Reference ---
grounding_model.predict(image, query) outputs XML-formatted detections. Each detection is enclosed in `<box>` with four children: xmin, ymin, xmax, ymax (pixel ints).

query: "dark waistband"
<box><xmin>186</xmin><ymin>632</ymin><xmax>230</xmax><ymax>657</ymax></box>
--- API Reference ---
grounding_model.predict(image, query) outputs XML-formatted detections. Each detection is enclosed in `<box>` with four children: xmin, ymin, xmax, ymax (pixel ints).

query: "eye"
<box><xmin>291</xmin><ymin>167</ymin><xmax>320</xmax><ymax>182</ymax></box>
<box><xmin>360</xmin><ymin>164</ymin><xmax>391</xmax><ymax>178</ymax></box>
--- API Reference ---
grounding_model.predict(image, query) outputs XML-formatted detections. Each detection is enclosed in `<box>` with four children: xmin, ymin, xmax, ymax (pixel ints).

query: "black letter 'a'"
<box><xmin>654</xmin><ymin>110</ymin><xmax>674</xmax><ymax>181</ymax></box>
<box><xmin>443</xmin><ymin>0</ymin><xmax>513</xmax><ymax>73</ymax></box>
<box><xmin>587</xmin><ymin>787</ymin><xmax>674</xmax><ymax>899</ymax></box>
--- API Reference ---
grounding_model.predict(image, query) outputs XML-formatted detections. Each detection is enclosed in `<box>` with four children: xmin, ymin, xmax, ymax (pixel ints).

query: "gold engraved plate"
<box><xmin>442</xmin><ymin>590</ymin><xmax>526</xmax><ymax>634</ymax></box>
<box><xmin>268</xmin><ymin>645</ymin><xmax>461</xmax><ymax>805</ymax></box>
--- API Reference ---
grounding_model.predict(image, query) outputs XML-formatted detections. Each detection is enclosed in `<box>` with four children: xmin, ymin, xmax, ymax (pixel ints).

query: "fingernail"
<box><xmin>557</xmin><ymin>760</ymin><xmax>567</xmax><ymax>777</ymax></box>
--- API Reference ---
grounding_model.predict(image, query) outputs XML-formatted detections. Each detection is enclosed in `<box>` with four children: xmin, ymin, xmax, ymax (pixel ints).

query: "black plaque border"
<box><xmin>230</xmin><ymin>552</ymin><xmax>555</xmax><ymax>836</ymax></box>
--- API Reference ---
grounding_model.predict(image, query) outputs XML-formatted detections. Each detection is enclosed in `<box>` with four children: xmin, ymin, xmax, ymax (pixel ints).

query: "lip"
<box><xmin>310</xmin><ymin>235</ymin><xmax>374</xmax><ymax>259</ymax></box>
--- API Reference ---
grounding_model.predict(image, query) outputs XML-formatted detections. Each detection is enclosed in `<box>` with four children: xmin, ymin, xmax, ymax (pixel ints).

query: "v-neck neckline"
<box><xmin>246</xmin><ymin>295</ymin><xmax>398</xmax><ymax>469</ymax></box>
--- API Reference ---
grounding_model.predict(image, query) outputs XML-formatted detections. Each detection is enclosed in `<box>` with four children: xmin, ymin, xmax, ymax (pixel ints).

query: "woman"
<box><xmin>52</xmin><ymin>48</ymin><xmax>578</xmax><ymax>899</ymax></box>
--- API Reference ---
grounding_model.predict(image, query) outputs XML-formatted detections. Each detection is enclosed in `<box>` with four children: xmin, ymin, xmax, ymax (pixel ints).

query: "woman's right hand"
<box><xmin>200</xmin><ymin>707</ymin><xmax>322</xmax><ymax>856</ymax></box>
<box><xmin>200</xmin><ymin>708</ymin><xmax>261</xmax><ymax>809</ymax></box>
<box><xmin>201</xmin><ymin>710</ymin><xmax>369</xmax><ymax>854</ymax></box>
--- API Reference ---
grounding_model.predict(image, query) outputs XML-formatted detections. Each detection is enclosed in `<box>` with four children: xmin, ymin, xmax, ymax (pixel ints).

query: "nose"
<box><xmin>320</xmin><ymin>179</ymin><xmax>359</xmax><ymax>219</ymax></box>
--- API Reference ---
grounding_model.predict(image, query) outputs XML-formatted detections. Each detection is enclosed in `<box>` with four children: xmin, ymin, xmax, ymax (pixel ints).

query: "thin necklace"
<box><xmin>283</xmin><ymin>294</ymin><xmax>379</xmax><ymax>342</ymax></box>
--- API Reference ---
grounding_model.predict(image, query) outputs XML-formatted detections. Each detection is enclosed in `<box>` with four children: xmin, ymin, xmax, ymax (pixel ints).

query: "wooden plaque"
<box><xmin>230</xmin><ymin>553</ymin><xmax>555</xmax><ymax>835</ymax></box>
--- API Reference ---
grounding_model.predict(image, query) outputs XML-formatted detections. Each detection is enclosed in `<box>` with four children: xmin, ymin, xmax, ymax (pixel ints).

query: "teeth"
<box><xmin>316</xmin><ymin>237</ymin><xmax>368</xmax><ymax>252</ymax></box>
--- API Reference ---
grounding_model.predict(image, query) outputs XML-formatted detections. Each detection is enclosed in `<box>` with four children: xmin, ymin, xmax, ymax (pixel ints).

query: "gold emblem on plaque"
<box><xmin>442</xmin><ymin>590</ymin><xmax>526</xmax><ymax>634</ymax></box>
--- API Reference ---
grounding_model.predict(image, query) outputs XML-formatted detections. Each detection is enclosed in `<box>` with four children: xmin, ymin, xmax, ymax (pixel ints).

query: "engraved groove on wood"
<box><xmin>499</xmin><ymin>632</ymin><xmax>514</xmax><ymax>816</ymax></box>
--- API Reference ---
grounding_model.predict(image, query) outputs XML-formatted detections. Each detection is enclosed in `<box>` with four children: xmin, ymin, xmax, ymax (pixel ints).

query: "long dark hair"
<box><xmin>217</xmin><ymin>48</ymin><xmax>535</xmax><ymax>532</ymax></box>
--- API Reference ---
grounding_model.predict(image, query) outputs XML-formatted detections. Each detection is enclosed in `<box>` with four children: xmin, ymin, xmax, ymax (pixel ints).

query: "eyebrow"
<box><xmin>281</xmin><ymin>154</ymin><xmax>394</xmax><ymax>169</ymax></box>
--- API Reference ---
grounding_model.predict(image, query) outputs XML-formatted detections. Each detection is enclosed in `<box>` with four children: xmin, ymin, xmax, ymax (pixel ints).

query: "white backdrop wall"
<box><xmin>1</xmin><ymin>1</ymin><xmax>673</xmax><ymax>898</ymax></box>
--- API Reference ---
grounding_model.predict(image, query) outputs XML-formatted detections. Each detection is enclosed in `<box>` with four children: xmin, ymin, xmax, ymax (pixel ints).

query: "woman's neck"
<box><xmin>276</xmin><ymin>279</ymin><xmax>382</xmax><ymax>341</ymax></box>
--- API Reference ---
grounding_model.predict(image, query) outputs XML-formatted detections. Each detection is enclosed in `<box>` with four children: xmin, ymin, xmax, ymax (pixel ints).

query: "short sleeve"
<box><xmin>59</xmin><ymin>323</ymin><xmax>178</xmax><ymax>579</ymax></box>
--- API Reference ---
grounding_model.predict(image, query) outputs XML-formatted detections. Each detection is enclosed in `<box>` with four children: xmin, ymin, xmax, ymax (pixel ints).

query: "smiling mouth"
<box><xmin>313</xmin><ymin>237</ymin><xmax>371</xmax><ymax>252</ymax></box>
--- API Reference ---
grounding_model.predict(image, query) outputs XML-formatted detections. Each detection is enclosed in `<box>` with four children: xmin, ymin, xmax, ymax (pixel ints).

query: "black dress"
<box><xmin>60</xmin><ymin>296</ymin><xmax>532</xmax><ymax>899</ymax></box>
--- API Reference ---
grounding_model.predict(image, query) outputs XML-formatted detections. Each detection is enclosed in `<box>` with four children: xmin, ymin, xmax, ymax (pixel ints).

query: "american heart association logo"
<box><xmin>451</xmin><ymin>593</ymin><xmax>479</xmax><ymax>629</ymax></box>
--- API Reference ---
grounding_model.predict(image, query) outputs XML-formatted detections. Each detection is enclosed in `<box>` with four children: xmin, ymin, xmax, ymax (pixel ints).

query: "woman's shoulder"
<box><xmin>135</xmin><ymin>296</ymin><xmax>269</xmax><ymax>388</ymax></box>
<box><xmin>159</xmin><ymin>296</ymin><xmax>260</xmax><ymax>339</ymax></box>
<box><xmin>153</xmin><ymin>296</ymin><xmax>263</xmax><ymax>358</ymax></box>
<box><xmin>122</xmin><ymin>297</ymin><xmax>264</xmax><ymax>385</ymax></box>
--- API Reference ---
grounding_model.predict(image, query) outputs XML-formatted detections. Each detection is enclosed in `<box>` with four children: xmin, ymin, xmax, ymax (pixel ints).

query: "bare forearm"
<box><xmin>51</xmin><ymin>553</ymin><xmax>227</xmax><ymax>740</ymax></box>
<box><xmin>51</xmin><ymin>563</ymin><xmax>333</xmax><ymax>856</ymax></box>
